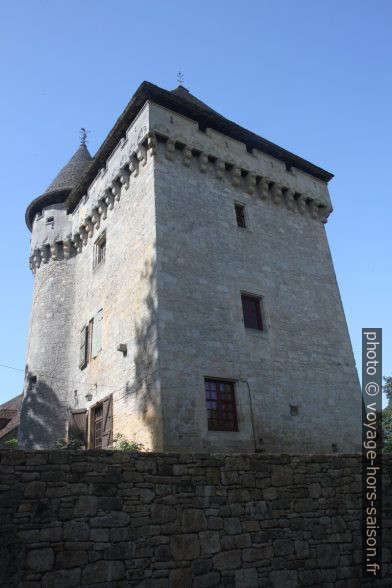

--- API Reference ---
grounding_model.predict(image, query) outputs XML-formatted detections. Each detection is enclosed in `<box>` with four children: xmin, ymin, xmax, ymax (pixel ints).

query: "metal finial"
<box><xmin>177</xmin><ymin>71</ymin><xmax>184</xmax><ymax>85</ymax></box>
<box><xmin>80</xmin><ymin>127</ymin><xmax>89</xmax><ymax>146</ymax></box>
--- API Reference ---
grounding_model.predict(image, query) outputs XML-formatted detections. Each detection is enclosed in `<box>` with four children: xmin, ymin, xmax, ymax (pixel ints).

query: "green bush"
<box><xmin>4</xmin><ymin>438</ymin><xmax>18</xmax><ymax>448</ymax></box>
<box><xmin>55</xmin><ymin>437</ymin><xmax>84</xmax><ymax>450</ymax></box>
<box><xmin>382</xmin><ymin>404</ymin><xmax>392</xmax><ymax>454</ymax></box>
<box><xmin>112</xmin><ymin>433</ymin><xmax>145</xmax><ymax>452</ymax></box>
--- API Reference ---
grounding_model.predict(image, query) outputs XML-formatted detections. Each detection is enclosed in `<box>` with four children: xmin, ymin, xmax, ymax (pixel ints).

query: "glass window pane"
<box><xmin>205</xmin><ymin>379</ymin><xmax>237</xmax><ymax>432</ymax></box>
<box><xmin>242</xmin><ymin>295</ymin><xmax>263</xmax><ymax>330</ymax></box>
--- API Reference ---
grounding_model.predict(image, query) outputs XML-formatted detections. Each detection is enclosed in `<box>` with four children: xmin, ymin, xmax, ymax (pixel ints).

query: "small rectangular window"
<box><xmin>46</xmin><ymin>216</ymin><xmax>54</xmax><ymax>226</ymax></box>
<box><xmin>79</xmin><ymin>311</ymin><xmax>103</xmax><ymax>369</ymax></box>
<box><xmin>235</xmin><ymin>203</ymin><xmax>246</xmax><ymax>228</ymax></box>
<box><xmin>241</xmin><ymin>293</ymin><xmax>263</xmax><ymax>330</ymax></box>
<box><xmin>94</xmin><ymin>233</ymin><xmax>106</xmax><ymax>268</ymax></box>
<box><xmin>205</xmin><ymin>379</ymin><xmax>238</xmax><ymax>431</ymax></box>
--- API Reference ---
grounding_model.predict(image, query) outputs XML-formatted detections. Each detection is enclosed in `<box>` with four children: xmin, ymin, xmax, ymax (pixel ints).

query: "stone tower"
<box><xmin>19</xmin><ymin>144</ymin><xmax>92</xmax><ymax>448</ymax></box>
<box><xmin>19</xmin><ymin>82</ymin><xmax>361</xmax><ymax>452</ymax></box>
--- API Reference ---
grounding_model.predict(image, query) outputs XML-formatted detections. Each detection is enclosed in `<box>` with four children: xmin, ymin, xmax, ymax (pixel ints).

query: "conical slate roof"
<box><xmin>45</xmin><ymin>144</ymin><xmax>92</xmax><ymax>194</ymax></box>
<box><xmin>25</xmin><ymin>143</ymin><xmax>93</xmax><ymax>230</ymax></box>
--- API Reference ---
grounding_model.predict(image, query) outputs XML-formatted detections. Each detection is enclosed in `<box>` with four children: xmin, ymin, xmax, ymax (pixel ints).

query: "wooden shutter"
<box><xmin>69</xmin><ymin>409</ymin><xmax>88</xmax><ymax>445</ymax></box>
<box><xmin>92</xmin><ymin>309</ymin><xmax>103</xmax><ymax>358</ymax></box>
<box><xmin>101</xmin><ymin>395</ymin><xmax>113</xmax><ymax>449</ymax></box>
<box><xmin>79</xmin><ymin>326</ymin><xmax>88</xmax><ymax>368</ymax></box>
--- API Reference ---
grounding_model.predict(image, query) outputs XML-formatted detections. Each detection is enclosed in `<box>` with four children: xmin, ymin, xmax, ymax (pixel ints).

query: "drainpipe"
<box><xmin>240</xmin><ymin>378</ymin><xmax>257</xmax><ymax>452</ymax></box>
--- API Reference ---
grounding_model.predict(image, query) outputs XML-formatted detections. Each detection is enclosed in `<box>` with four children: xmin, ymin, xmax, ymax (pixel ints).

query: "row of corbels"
<box><xmin>162</xmin><ymin>134</ymin><xmax>332</xmax><ymax>223</ymax></box>
<box><xmin>72</xmin><ymin>132</ymin><xmax>157</xmax><ymax>252</ymax></box>
<box><xmin>29</xmin><ymin>134</ymin><xmax>157</xmax><ymax>271</ymax></box>
<box><xmin>29</xmin><ymin>239</ymin><xmax>72</xmax><ymax>271</ymax></box>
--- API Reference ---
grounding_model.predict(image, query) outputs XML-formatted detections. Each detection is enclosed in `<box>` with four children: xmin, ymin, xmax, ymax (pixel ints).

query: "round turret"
<box><xmin>19</xmin><ymin>144</ymin><xmax>92</xmax><ymax>449</ymax></box>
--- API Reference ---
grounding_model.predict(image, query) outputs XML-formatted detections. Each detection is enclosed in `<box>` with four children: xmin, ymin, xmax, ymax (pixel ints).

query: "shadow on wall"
<box><xmin>125</xmin><ymin>255</ymin><xmax>161</xmax><ymax>450</ymax></box>
<box><xmin>18</xmin><ymin>366</ymin><xmax>68</xmax><ymax>450</ymax></box>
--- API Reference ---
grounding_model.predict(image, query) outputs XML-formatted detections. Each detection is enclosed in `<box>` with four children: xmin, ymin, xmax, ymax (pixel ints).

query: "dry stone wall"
<box><xmin>1</xmin><ymin>451</ymin><xmax>390</xmax><ymax>587</ymax></box>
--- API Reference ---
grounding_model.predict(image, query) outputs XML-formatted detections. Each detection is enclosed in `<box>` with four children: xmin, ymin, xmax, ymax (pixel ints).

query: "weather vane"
<box><xmin>80</xmin><ymin>127</ymin><xmax>89</xmax><ymax>146</ymax></box>
<box><xmin>177</xmin><ymin>71</ymin><xmax>184</xmax><ymax>85</ymax></box>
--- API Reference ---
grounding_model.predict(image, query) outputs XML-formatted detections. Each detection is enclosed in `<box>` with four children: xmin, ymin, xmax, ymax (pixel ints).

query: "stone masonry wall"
<box><xmin>153</xmin><ymin>124</ymin><xmax>361</xmax><ymax>454</ymax></box>
<box><xmin>0</xmin><ymin>451</ymin><xmax>391</xmax><ymax>587</ymax></box>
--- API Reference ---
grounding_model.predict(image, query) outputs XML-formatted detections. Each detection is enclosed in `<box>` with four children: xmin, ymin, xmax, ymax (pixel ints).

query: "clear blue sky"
<box><xmin>0</xmin><ymin>1</ymin><xmax>390</xmax><ymax>406</ymax></box>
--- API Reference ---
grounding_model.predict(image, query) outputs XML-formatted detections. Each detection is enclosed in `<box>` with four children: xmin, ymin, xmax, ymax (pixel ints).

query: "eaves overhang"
<box><xmin>25</xmin><ymin>189</ymin><xmax>70</xmax><ymax>231</ymax></box>
<box><xmin>27</xmin><ymin>81</ymin><xmax>334</xmax><ymax>230</ymax></box>
<box><xmin>66</xmin><ymin>82</ymin><xmax>333</xmax><ymax>214</ymax></box>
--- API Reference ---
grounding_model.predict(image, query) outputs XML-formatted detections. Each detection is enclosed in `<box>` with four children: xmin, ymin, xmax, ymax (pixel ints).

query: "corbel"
<box><xmin>111</xmin><ymin>181</ymin><xmax>121</xmax><ymax>202</ymax></box>
<box><xmin>98</xmin><ymin>197</ymin><xmax>108</xmax><ymax>220</ymax></box>
<box><xmin>41</xmin><ymin>244</ymin><xmax>50</xmax><ymax>264</ymax></box>
<box><xmin>137</xmin><ymin>145</ymin><xmax>147</xmax><ymax>167</ymax></box>
<box><xmin>63</xmin><ymin>239</ymin><xmax>71</xmax><ymax>259</ymax></box>
<box><xmin>91</xmin><ymin>207</ymin><xmax>101</xmax><ymax>229</ymax></box>
<box><xmin>165</xmin><ymin>138</ymin><xmax>175</xmax><ymax>161</ymax></box>
<box><xmin>119</xmin><ymin>168</ymin><xmax>130</xmax><ymax>190</ymax></box>
<box><xmin>50</xmin><ymin>243</ymin><xmax>58</xmax><ymax>261</ymax></box>
<box><xmin>259</xmin><ymin>178</ymin><xmax>269</xmax><ymax>200</ymax></box>
<box><xmin>270</xmin><ymin>183</ymin><xmax>283</xmax><ymax>205</ymax></box>
<box><xmin>129</xmin><ymin>158</ymin><xmax>139</xmax><ymax>178</ymax></box>
<box><xmin>297</xmin><ymin>194</ymin><xmax>307</xmax><ymax>214</ymax></box>
<box><xmin>83</xmin><ymin>217</ymin><xmax>94</xmax><ymax>238</ymax></box>
<box><xmin>199</xmin><ymin>152</ymin><xmax>208</xmax><ymax>173</ymax></box>
<box><xmin>105</xmin><ymin>189</ymin><xmax>115</xmax><ymax>211</ymax></box>
<box><xmin>318</xmin><ymin>205</ymin><xmax>333</xmax><ymax>224</ymax></box>
<box><xmin>284</xmin><ymin>189</ymin><xmax>296</xmax><ymax>211</ymax></box>
<box><xmin>183</xmin><ymin>146</ymin><xmax>192</xmax><ymax>167</ymax></box>
<box><xmin>309</xmin><ymin>200</ymin><xmax>319</xmax><ymax>220</ymax></box>
<box><xmin>79</xmin><ymin>225</ymin><xmax>88</xmax><ymax>245</ymax></box>
<box><xmin>215</xmin><ymin>159</ymin><xmax>225</xmax><ymax>180</ymax></box>
<box><xmin>72</xmin><ymin>233</ymin><xmax>83</xmax><ymax>253</ymax></box>
<box><xmin>33</xmin><ymin>249</ymin><xmax>41</xmax><ymax>268</ymax></box>
<box><xmin>147</xmin><ymin>132</ymin><xmax>157</xmax><ymax>157</ymax></box>
<box><xmin>246</xmin><ymin>173</ymin><xmax>256</xmax><ymax>195</ymax></box>
<box><xmin>231</xmin><ymin>166</ymin><xmax>241</xmax><ymax>187</ymax></box>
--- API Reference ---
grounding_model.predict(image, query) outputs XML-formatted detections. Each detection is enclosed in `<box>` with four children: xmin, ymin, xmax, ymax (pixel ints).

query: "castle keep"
<box><xmin>19</xmin><ymin>82</ymin><xmax>361</xmax><ymax>452</ymax></box>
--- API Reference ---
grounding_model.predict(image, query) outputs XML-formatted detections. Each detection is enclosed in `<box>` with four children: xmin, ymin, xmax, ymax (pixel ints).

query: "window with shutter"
<box><xmin>79</xmin><ymin>326</ymin><xmax>88</xmax><ymax>369</ymax></box>
<box><xmin>101</xmin><ymin>395</ymin><xmax>113</xmax><ymax>449</ymax></box>
<box><xmin>79</xmin><ymin>309</ymin><xmax>103</xmax><ymax>368</ymax></box>
<box><xmin>92</xmin><ymin>309</ymin><xmax>103</xmax><ymax>358</ymax></box>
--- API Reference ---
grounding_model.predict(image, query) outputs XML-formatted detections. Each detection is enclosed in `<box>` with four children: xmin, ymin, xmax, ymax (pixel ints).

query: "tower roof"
<box><xmin>26</xmin><ymin>81</ymin><xmax>333</xmax><ymax>229</ymax></box>
<box><xmin>26</xmin><ymin>143</ymin><xmax>92</xmax><ymax>230</ymax></box>
<box><xmin>45</xmin><ymin>144</ymin><xmax>92</xmax><ymax>194</ymax></box>
<box><xmin>64</xmin><ymin>81</ymin><xmax>333</xmax><ymax>216</ymax></box>
<box><xmin>170</xmin><ymin>85</ymin><xmax>220</xmax><ymax>116</ymax></box>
